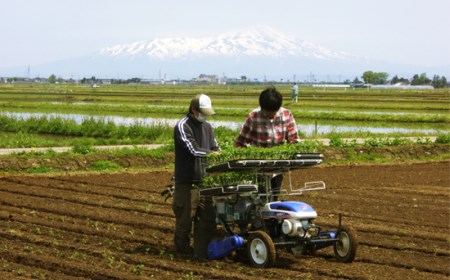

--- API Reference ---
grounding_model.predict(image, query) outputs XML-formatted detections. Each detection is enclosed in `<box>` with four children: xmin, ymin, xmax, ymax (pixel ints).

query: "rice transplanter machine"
<box><xmin>199</xmin><ymin>153</ymin><xmax>358</xmax><ymax>267</ymax></box>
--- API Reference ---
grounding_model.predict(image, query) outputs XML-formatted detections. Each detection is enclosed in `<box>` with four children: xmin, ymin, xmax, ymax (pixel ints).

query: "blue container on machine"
<box><xmin>207</xmin><ymin>235</ymin><xmax>244</xmax><ymax>259</ymax></box>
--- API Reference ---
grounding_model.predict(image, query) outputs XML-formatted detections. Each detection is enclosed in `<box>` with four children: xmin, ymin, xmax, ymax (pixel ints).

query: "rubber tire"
<box><xmin>333</xmin><ymin>225</ymin><xmax>358</xmax><ymax>263</ymax></box>
<box><xmin>247</xmin><ymin>231</ymin><xmax>276</xmax><ymax>267</ymax></box>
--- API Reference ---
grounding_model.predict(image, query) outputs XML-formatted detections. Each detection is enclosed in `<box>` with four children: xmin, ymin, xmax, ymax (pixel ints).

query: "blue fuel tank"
<box><xmin>207</xmin><ymin>235</ymin><xmax>244</xmax><ymax>260</ymax></box>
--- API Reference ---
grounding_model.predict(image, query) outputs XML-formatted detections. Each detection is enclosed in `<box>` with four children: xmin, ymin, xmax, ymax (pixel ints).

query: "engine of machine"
<box><xmin>282</xmin><ymin>218</ymin><xmax>310</xmax><ymax>237</ymax></box>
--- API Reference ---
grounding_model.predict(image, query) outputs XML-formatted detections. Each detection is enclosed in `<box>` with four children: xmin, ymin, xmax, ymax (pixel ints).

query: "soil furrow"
<box><xmin>0</xmin><ymin>161</ymin><xmax>447</xmax><ymax>279</ymax></box>
<box><xmin>0</xmin><ymin>186</ymin><xmax>172</xmax><ymax>217</ymax></box>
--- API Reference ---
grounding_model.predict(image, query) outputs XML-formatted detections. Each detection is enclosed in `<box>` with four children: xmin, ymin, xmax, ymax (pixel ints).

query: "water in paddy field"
<box><xmin>3</xmin><ymin>112</ymin><xmax>448</xmax><ymax>136</ymax></box>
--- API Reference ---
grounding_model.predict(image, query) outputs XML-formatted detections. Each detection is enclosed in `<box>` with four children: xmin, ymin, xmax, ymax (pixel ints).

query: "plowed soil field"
<box><xmin>0</xmin><ymin>161</ymin><xmax>449</xmax><ymax>279</ymax></box>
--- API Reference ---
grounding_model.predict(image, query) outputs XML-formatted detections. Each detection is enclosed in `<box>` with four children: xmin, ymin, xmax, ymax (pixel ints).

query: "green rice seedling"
<box><xmin>182</xmin><ymin>271</ymin><xmax>195</xmax><ymax>280</ymax></box>
<box><xmin>91</xmin><ymin>160</ymin><xmax>122</xmax><ymax>171</ymax></box>
<box><xmin>91</xmin><ymin>221</ymin><xmax>100</xmax><ymax>231</ymax></box>
<box><xmin>16</xmin><ymin>267</ymin><xmax>26</xmax><ymax>276</ymax></box>
<box><xmin>201</xmin><ymin>142</ymin><xmax>322</xmax><ymax>187</ymax></box>
<box><xmin>107</xmin><ymin>223</ymin><xmax>118</xmax><ymax>231</ymax></box>
<box><xmin>144</xmin><ymin>203</ymin><xmax>153</xmax><ymax>212</ymax></box>
<box><xmin>363</xmin><ymin>137</ymin><xmax>411</xmax><ymax>147</ymax></box>
<box><xmin>436</xmin><ymin>134</ymin><xmax>450</xmax><ymax>143</ymax></box>
<box><xmin>207</xmin><ymin>141</ymin><xmax>320</xmax><ymax>165</ymax></box>
<box><xmin>130</xmin><ymin>264</ymin><xmax>144</xmax><ymax>275</ymax></box>
<box><xmin>23</xmin><ymin>246</ymin><xmax>33</xmax><ymax>253</ymax></box>
<box><xmin>2</xmin><ymin>261</ymin><xmax>11</xmax><ymax>272</ymax></box>
<box><xmin>72</xmin><ymin>140</ymin><xmax>95</xmax><ymax>154</ymax></box>
<box><xmin>200</xmin><ymin>172</ymin><xmax>258</xmax><ymax>189</ymax></box>
<box><xmin>25</xmin><ymin>166</ymin><xmax>50</xmax><ymax>173</ymax></box>
<box><xmin>69</xmin><ymin>252</ymin><xmax>79</xmax><ymax>260</ymax></box>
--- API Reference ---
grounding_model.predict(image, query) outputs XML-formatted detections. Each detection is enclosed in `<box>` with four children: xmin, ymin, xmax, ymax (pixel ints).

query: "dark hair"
<box><xmin>259</xmin><ymin>86</ymin><xmax>282</xmax><ymax>111</ymax></box>
<box><xmin>189</xmin><ymin>95</ymin><xmax>200</xmax><ymax>114</ymax></box>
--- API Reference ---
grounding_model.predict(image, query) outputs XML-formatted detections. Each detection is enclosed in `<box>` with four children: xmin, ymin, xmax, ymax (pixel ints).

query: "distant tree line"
<box><xmin>390</xmin><ymin>75</ymin><xmax>410</xmax><ymax>84</ymax></box>
<box><xmin>430</xmin><ymin>75</ymin><xmax>447</xmax><ymax>88</ymax></box>
<box><xmin>357</xmin><ymin>71</ymin><xmax>447</xmax><ymax>88</ymax></box>
<box><xmin>48</xmin><ymin>74</ymin><xmax>65</xmax><ymax>84</ymax></box>
<box><xmin>111</xmin><ymin>78</ymin><xmax>141</xmax><ymax>84</ymax></box>
<box><xmin>80</xmin><ymin>76</ymin><xmax>98</xmax><ymax>84</ymax></box>
<box><xmin>9</xmin><ymin>72</ymin><xmax>446</xmax><ymax>88</ymax></box>
<box><xmin>361</xmin><ymin>71</ymin><xmax>389</xmax><ymax>85</ymax></box>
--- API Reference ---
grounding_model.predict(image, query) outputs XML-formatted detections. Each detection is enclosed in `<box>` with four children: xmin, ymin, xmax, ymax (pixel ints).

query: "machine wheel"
<box><xmin>247</xmin><ymin>231</ymin><xmax>276</xmax><ymax>267</ymax></box>
<box><xmin>333</xmin><ymin>225</ymin><xmax>358</xmax><ymax>263</ymax></box>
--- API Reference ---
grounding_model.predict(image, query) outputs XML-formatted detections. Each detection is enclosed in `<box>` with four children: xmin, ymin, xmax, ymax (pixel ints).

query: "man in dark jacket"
<box><xmin>173</xmin><ymin>94</ymin><xmax>219</xmax><ymax>260</ymax></box>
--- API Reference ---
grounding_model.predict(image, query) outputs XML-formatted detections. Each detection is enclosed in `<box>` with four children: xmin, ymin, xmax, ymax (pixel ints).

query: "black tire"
<box><xmin>246</xmin><ymin>231</ymin><xmax>276</xmax><ymax>267</ymax></box>
<box><xmin>333</xmin><ymin>225</ymin><xmax>358</xmax><ymax>263</ymax></box>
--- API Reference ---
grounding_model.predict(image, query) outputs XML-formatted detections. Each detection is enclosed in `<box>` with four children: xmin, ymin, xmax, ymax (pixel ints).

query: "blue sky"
<box><xmin>2</xmin><ymin>0</ymin><xmax>450</xmax><ymax>70</ymax></box>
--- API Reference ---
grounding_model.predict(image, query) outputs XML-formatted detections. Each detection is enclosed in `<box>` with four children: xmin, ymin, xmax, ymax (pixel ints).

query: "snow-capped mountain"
<box><xmin>81</xmin><ymin>25</ymin><xmax>372</xmax><ymax>79</ymax></box>
<box><xmin>6</xmin><ymin>26</ymin><xmax>447</xmax><ymax>80</ymax></box>
<box><xmin>98</xmin><ymin>26</ymin><xmax>361</xmax><ymax>62</ymax></box>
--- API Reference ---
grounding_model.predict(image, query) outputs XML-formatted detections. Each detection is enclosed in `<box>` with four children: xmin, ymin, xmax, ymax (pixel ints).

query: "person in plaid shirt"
<box><xmin>235</xmin><ymin>86</ymin><xmax>300</xmax><ymax>200</ymax></box>
<box><xmin>235</xmin><ymin>86</ymin><xmax>300</xmax><ymax>148</ymax></box>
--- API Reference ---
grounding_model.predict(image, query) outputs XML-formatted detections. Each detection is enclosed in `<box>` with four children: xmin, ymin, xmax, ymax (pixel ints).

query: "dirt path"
<box><xmin>0</xmin><ymin>137</ymin><xmax>437</xmax><ymax>155</ymax></box>
<box><xmin>0</xmin><ymin>144</ymin><xmax>165</xmax><ymax>155</ymax></box>
<box><xmin>0</xmin><ymin>161</ymin><xmax>449</xmax><ymax>279</ymax></box>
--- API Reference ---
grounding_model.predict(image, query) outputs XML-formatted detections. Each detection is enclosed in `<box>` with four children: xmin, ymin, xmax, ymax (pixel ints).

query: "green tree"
<box><xmin>352</xmin><ymin>77</ymin><xmax>362</xmax><ymax>84</ymax></box>
<box><xmin>432</xmin><ymin>75</ymin><xmax>447</xmax><ymax>88</ymax></box>
<box><xmin>441</xmin><ymin>76</ymin><xmax>448</xmax><ymax>88</ymax></box>
<box><xmin>374</xmin><ymin>72</ymin><xmax>389</xmax><ymax>84</ymax></box>
<box><xmin>411</xmin><ymin>73</ymin><xmax>431</xmax><ymax>85</ymax></box>
<box><xmin>391</xmin><ymin>75</ymin><xmax>409</xmax><ymax>85</ymax></box>
<box><xmin>362</xmin><ymin>71</ymin><xmax>389</xmax><ymax>84</ymax></box>
<box><xmin>362</xmin><ymin>71</ymin><xmax>373</xmax><ymax>84</ymax></box>
<box><xmin>127</xmin><ymin>77</ymin><xmax>141</xmax><ymax>83</ymax></box>
<box><xmin>391</xmin><ymin>75</ymin><xmax>399</xmax><ymax>84</ymax></box>
<box><xmin>48</xmin><ymin>74</ymin><xmax>56</xmax><ymax>84</ymax></box>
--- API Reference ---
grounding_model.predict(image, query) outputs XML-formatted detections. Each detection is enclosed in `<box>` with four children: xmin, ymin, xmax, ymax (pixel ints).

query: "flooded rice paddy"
<box><xmin>3</xmin><ymin>111</ymin><xmax>448</xmax><ymax>136</ymax></box>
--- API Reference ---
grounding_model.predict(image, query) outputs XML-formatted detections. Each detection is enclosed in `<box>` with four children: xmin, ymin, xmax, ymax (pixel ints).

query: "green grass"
<box><xmin>1</xmin><ymin>100</ymin><xmax>448</xmax><ymax>123</ymax></box>
<box><xmin>0</xmin><ymin>115</ymin><xmax>174</xmax><ymax>145</ymax></box>
<box><xmin>25</xmin><ymin>166</ymin><xmax>51</xmax><ymax>173</ymax></box>
<box><xmin>0</xmin><ymin>115</ymin><xmax>448</xmax><ymax>149</ymax></box>
<box><xmin>0</xmin><ymin>83</ymin><xmax>449</xmax><ymax>151</ymax></box>
<box><xmin>91</xmin><ymin>160</ymin><xmax>122</xmax><ymax>171</ymax></box>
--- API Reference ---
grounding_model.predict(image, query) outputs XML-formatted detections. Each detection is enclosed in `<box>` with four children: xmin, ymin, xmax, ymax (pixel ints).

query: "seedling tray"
<box><xmin>206</xmin><ymin>156</ymin><xmax>323</xmax><ymax>173</ymax></box>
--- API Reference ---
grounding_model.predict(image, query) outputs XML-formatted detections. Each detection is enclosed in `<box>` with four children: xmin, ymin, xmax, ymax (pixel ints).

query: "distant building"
<box><xmin>371</xmin><ymin>84</ymin><xmax>434</xmax><ymax>90</ymax></box>
<box><xmin>98</xmin><ymin>79</ymin><xmax>112</xmax><ymax>85</ymax></box>
<box><xmin>192</xmin><ymin>74</ymin><xmax>220</xmax><ymax>84</ymax></box>
<box><xmin>313</xmin><ymin>84</ymin><xmax>350</xmax><ymax>88</ymax></box>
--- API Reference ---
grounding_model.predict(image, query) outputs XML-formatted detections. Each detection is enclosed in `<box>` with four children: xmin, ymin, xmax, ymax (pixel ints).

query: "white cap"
<box><xmin>191</xmin><ymin>94</ymin><xmax>215</xmax><ymax>115</ymax></box>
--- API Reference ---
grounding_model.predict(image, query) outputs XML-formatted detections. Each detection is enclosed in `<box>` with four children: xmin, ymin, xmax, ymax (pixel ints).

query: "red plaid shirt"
<box><xmin>235</xmin><ymin>107</ymin><xmax>300</xmax><ymax>148</ymax></box>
